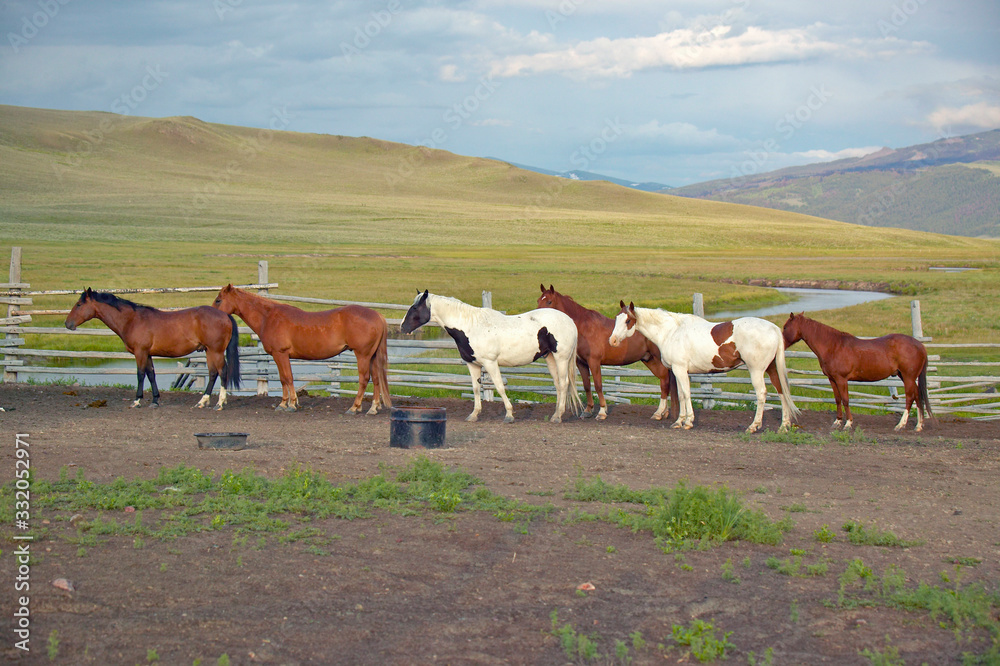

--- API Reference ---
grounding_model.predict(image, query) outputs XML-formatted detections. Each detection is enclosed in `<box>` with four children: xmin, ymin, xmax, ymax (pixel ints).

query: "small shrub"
<box><xmin>671</xmin><ymin>619</ymin><xmax>735</xmax><ymax>663</ymax></box>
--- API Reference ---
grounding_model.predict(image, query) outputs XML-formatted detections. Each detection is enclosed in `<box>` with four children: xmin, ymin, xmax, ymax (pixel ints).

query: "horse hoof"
<box><xmin>150</xmin><ymin>402</ymin><xmax>159</xmax><ymax>409</ymax></box>
<box><xmin>549</xmin><ymin>416</ymin><xmax>560</xmax><ymax>424</ymax></box>
<box><xmin>214</xmin><ymin>405</ymin><xmax>224</xmax><ymax>412</ymax></box>
<box><xmin>366</xmin><ymin>407</ymin><xmax>378</xmax><ymax>416</ymax></box>
<box><xmin>466</xmin><ymin>414</ymin><xmax>479</xmax><ymax>422</ymax></box>
<box><xmin>651</xmin><ymin>414</ymin><xmax>664</xmax><ymax>421</ymax></box>
<box><xmin>131</xmin><ymin>401</ymin><xmax>142</xmax><ymax>409</ymax></box>
<box><xmin>504</xmin><ymin>415</ymin><xmax>516</xmax><ymax>424</ymax></box>
<box><xmin>581</xmin><ymin>410</ymin><xmax>592</xmax><ymax>419</ymax></box>
<box><xmin>595</xmin><ymin>413</ymin><xmax>606</xmax><ymax>421</ymax></box>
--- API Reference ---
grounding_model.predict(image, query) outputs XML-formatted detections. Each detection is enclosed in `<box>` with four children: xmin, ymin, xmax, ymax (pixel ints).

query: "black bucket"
<box><xmin>390</xmin><ymin>407</ymin><xmax>446</xmax><ymax>449</ymax></box>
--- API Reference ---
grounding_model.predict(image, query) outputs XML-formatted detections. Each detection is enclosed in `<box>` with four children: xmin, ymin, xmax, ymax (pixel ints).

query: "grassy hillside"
<box><xmin>1</xmin><ymin>105</ymin><xmax>998</xmax><ymax>345</ymax></box>
<box><xmin>671</xmin><ymin>130</ymin><xmax>1000</xmax><ymax>238</ymax></box>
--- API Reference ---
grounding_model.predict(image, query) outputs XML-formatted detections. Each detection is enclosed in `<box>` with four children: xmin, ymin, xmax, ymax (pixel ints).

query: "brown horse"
<box><xmin>782</xmin><ymin>313</ymin><xmax>932</xmax><ymax>431</ymax></box>
<box><xmin>537</xmin><ymin>285</ymin><xmax>677</xmax><ymax>421</ymax></box>
<box><xmin>212</xmin><ymin>285</ymin><xmax>390</xmax><ymax>414</ymax></box>
<box><xmin>65</xmin><ymin>288</ymin><xmax>241</xmax><ymax>409</ymax></box>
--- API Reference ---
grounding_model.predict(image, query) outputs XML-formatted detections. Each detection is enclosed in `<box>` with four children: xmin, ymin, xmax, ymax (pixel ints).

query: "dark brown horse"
<box><xmin>212</xmin><ymin>285</ymin><xmax>390</xmax><ymax>414</ymax></box>
<box><xmin>537</xmin><ymin>285</ymin><xmax>677</xmax><ymax>421</ymax></box>
<box><xmin>65</xmin><ymin>288</ymin><xmax>241</xmax><ymax>409</ymax></box>
<box><xmin>782</xmin><ymin>313</ymin><xmax>932</xmax><ymax>431</ymax></box>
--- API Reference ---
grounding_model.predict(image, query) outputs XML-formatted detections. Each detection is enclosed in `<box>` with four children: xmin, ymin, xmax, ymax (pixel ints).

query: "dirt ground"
<box><xmin>1</xmin><ymin>383</ymin><xmax>999</xmax><ymax>665</ymax></box>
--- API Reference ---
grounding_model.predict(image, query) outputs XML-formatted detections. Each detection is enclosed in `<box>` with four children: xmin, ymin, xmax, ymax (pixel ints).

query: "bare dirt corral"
<box><xmin>2</xmin><ymin>383</ymin><xmax>999</xmax><ymax>665</ymax></box>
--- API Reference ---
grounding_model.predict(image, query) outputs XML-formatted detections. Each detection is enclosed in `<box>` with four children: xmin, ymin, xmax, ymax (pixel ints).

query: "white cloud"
<box><xmin>439</xmin><ymin>64</ymin><xmax>465</xmax><ymax>82</ymax></box>
<box><xmin>793</xmin><ymin>146</ymin><xmax>883</xmax><ymax>162</ymax></box>
<box><xmin>632</xmin><ymin>120</ymin><xmax>735</xmax><ymax>147</ymax></box>
<box><xmin>489</xmin><ymin>25</ymin><xmax>857</xmax><ymax>79</ymax></box>
<box><xmin>927</xmin><ymin>102</ymin><xmax>1000</xmax><ymax>131</ymax></box>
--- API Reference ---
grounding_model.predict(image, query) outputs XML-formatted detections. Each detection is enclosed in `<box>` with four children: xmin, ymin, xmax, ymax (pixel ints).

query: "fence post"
<box><xmin>3</xmin><ymin>247</ymin><xmax>27</xmax><ymax>384</ymax></box>
<box><xmin>255</xmin><ymin>261</ymin><xmax>270</xmax><ymax>396</ymax></box>
<box><xmin>911</xmin><ymin>300</ymin><xmax>923</xmax><ymax>339</ymax></box>
<box><xmin>692</xmin><ymin>293</ymin><xmax>714</xmax><ymax>409</ymax></box>
<box><xmin>482</xmin><ymin>290</ymin><xmax>494</xmax><ymax>401</ymax></box>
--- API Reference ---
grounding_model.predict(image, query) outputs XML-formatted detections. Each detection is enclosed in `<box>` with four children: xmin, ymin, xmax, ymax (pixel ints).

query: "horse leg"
<box><xmin>481</xmin><ymin>359</ymin><xmax>515</xmax><ymax>423</ymax></box>
<box><xmin>465</xmin><ymin>363</ymin><xmax>483</xmax><ymax>422</ymax></box>
<box><xmin>671</xmin><ymin>367</ymin><xmax>694</xmax><ymax>429</ymax></box>
<box><xmin>132</xmin><ymin>355</ymin><xmax>147</xmax><ymax>408</ymax></box>
<box><xmin>273</xmin><ymin>353</ymin><xmax>296</xmax><ymax>412</ymax></box>
<box><xmin>746</xmin><ymin>368</ymin><xmax>768</xmax><ymax>434</ymax></box>
<box><xmin>837</xmin><ymin>378</ymin><xmax>853</xmax><ymax>429</ymax></box>
<box><xmin>591</xmin><ymin>361</ymin><xmax>609</xmax><ymax>420</ymax></box>
<box><xmin>765</xmin><ymin>363</ymin><xmax>791</xmax><ymax>432</ymax></box>
<box><xmin>577</xmin><ymin>359</ymin><xmax>593</xmax><ymax>418</ymax></box>
<box><xmin>644</xmin><ymin>356</ymin><xmax>671</xmax><ymax>420</ymax></box>
<box><xmin>896</xmin><ymin>372</ymin><xmax>917</xmax><ymax>431</ymax></box>
<box><xmin>199</xmin><ymin>349</ymin><xmax>223</xmax><ymax>409</ymax></box>
<box><xmin>349</xmin><ymin>353</ymin><xmax>372</xmax><ymax>415</ymax></box>
<box><xmin>828</xmin><ymin>377</ymin><xmax>844</xmax><ymax>428</ymax></box>
<box><xmin>146</xmin><ymin>361</ymin><xmax>160</xmax><ymax>408</ymax></box>
<box><xmin>545</xmin><ymin>354</ymin><xmax>567</xmax><ymax>424</ymax></box>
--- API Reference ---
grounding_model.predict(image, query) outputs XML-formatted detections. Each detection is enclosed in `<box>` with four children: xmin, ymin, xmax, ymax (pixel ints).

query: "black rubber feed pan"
<box><xmin>390</xmin><ymin>407</ymin><xmax>446</xmax><ymax>449</ymax></box>
<box><xmin>195</xmin><ymin>432</ymin><xmax>249</xmax><ymax>450</ymax></box>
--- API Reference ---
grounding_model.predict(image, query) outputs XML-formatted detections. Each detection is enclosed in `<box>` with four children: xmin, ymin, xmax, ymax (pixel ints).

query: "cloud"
<box><xmin>631</xmin><ymin>120</ymin><xmax>736</xmax><ymax>148</ymax></box>
<box><xmin>792</xmin><ymin>146</ymin><xmax>883</xmax><ymax>162</ymax></box>
<box><xmin>489</xmin><ymin>24</ymin><xmax>857</xmax><ymax>79</ymax></box>
<box><xmin>927</xmin><ymin>102</ymin><xmax>1000</xmax><ymax>131</ymax></box>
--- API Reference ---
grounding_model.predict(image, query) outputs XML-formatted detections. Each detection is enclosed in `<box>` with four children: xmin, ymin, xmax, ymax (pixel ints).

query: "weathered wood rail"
<box><xmin>2</xmin><ymin>247</ymin><xmax>998</xmax><ymax>419</ymax></box>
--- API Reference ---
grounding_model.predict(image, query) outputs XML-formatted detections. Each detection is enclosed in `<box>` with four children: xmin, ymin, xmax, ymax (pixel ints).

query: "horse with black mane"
<box><xmin>782</xmin><ymin>312</ymin><xmax>932</xmax><ymax>431</ymax></box>
<box><xmin>65</xmin><ymin>288</ymin><xmax>241</xmax><ymax>409</ymax></box>
<box><xmin>401</xmin><ymin>290</ymin><xmax>582</xmax><ymax>423</ymax></box>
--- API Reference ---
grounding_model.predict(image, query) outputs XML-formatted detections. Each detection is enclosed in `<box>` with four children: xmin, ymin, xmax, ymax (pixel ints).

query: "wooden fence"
<box><xmin>2</xmin><ymin>247</ymin><xmax>998</xmax><ymax>419</ymax></box>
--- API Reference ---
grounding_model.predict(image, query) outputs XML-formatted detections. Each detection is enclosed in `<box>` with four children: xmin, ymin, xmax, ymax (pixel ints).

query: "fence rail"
<box><xmin>2</xmin><ymin>248</ymin><xmax>998</xmax><ymax>419</ymax></box>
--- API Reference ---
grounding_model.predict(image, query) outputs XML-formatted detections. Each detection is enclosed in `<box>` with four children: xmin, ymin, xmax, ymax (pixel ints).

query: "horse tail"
<box><xmin>224</xmin><ymin>313</ymin><xmax>242</xmax><ymax>390</ymax></box>
<box><xmin>774</xmin><ymin>342</ymin><xmax>800</xmax><ymax>421</ymax></box>
<box><xmin>918</xmin><ymin>360</ymin><xmax>934</xmax><ymax>420</ymax></box>
<box><xmin>566</xmin><ymin>338</ymin><xmax>583</xmax><ymax>416</ymax></box>
<box><xmin>374</xmin><ymin>314</ymin><xmax>392</xmax><ymax>408</ymax></box>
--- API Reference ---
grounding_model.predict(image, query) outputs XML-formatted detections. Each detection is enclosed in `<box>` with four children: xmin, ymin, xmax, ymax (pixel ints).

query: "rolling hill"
<box><xmin>670</xmin><ymin>129</ymin><xmax>1000</xmax><ymax>238</ymax></box>
<box><xmin>0</xmin><ymin>104</ymin><xmax>992</xmax><ymax>254</ymax></box>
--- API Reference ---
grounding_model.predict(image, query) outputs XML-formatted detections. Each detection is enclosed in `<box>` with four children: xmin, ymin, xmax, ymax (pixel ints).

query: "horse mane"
<box><xmin>85</xmin><ymin>290</ymin><xmax>155</xmax><ymax>312</ymax></box>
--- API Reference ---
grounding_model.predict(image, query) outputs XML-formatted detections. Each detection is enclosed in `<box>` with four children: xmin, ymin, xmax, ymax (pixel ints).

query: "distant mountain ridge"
<box><xmin>493</xmin><ymin>159</ymin><xmax>672</xmax><ymax>193</ymax></box>
<box><xmin>670</xmin><ymin>129</ymin><xmax>1000</xmax><ymax>238</ymax></box>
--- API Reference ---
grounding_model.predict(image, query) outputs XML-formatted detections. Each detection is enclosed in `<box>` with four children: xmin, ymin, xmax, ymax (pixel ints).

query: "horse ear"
<box><xmin>619</xmin><ymin>300</ymin><xmax>626</xmax><ymax>310</ymax></box>
<box><xmin>540</xmin><ymin>284</ymin><xmax>546</xmax><ymax>293</ymax></box>
<box><xmin>548</xmin><ymin>284</ymin><xmax>554</xmax><ymax>292</ymax></box>
<box><xmin>629</xmin><ymin>301</ymin><xmax>635</xmax><ymax>311</ymax></box>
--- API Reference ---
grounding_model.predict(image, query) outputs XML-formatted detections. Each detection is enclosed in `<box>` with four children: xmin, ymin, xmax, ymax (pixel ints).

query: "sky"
<box><xmin>2</xmin><ymin>0</ymin><xmax>999</xmax><ymax>186</ymax></box>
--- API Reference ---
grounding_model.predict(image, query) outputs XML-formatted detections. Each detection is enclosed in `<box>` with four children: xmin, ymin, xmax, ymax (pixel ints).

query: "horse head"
<box><xmin>536</xmin><ymin>284</ymin><xmax>559</xmax><ymax>309</ymax></box>
<box><xmin>782</xmin><ymin>312</ymin><xmax>806</xmax><ymax>348</ymax></box>
<box><xmin>608</xmin><ymin>300</ymin><xmax>638</xmax><ymax>347</ymax></box>
<box><xmin>400</xmin><ymin>290</ymin><xmax>431</xmax><ymax>334</ymax></box>
<box><xmin>212</xmin><ymin>284</ymin><xmax>238</xmax><ymax>314</ymax></box>
<box><xmin>64</xmin><ymin>288</ymin><xmax>96</xmax><ymax>330</ymax></box>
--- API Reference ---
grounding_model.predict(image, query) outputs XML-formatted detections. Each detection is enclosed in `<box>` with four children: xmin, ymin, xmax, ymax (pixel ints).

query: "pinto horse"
<box><xmin>537</xmin><ymin>285</ymin><xmax>677</xmax><ymax>421</ymax></box>
<box><xmin>610</xmin><ymin>302</ymin><xmax>799</xmax><ymax>432</ymax></box>
<box><xmin>212</xmin><ymin>285</ymin><xmax>391</xmax><ymax>414</ymax></box>
<box><xmin>400</xmin><ymin>290</ymin><xmax>582</xmax><ymax>423</ymax></box>
<box><xmin>64</xmin><ymin>288</ymin><xmax>241</xmax><ymax>409</ymax></box>
<box><xmin>782</xmin><ymin>313</ymin><xmax>932</xmax><ymax>431</ymax></box>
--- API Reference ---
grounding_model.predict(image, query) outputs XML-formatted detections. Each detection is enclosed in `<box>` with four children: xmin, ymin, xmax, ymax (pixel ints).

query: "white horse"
<box><xmin>609</xmin><ymin>301</ymin><xmax>799</xmax><ymax>433</ymax></box>
<box><xmin>400</xmin><ymin>291</ymin><xmax>583</xmax><ymax>423</ymax></box>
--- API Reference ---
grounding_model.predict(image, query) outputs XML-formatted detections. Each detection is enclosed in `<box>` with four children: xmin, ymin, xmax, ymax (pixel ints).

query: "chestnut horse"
<box><xmin>610</xmin><ymin>301</ymin><xmax>799</xmax><ymax>433</ymax></box>
<box><xmin>537</xmin><ymin>285</ymin><xmax>677</xmax><ymax>421</ymax></box>
<box><xmin>212</xmin><ymin>285</ymin><xmax>390</xmax><ymax>414</ymax></box>
<box><xmin>65</xmin><ymin>288</ymin><xmax>241</xmax><ymax>409</ymax></box>
<box><xmin>782</xmin><ymin>313</ymin><xmax>932</xmax><ymax>431</ymax></box>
